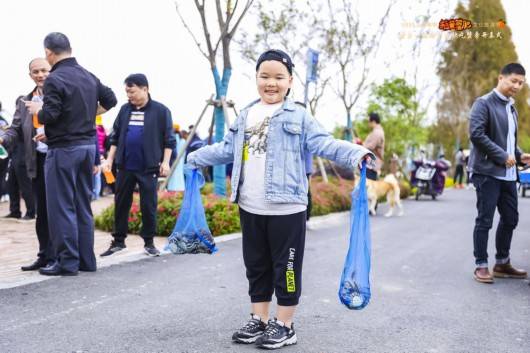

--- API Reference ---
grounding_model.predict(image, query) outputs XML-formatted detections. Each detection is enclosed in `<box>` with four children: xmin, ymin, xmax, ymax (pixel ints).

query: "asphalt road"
<box><xmin>1</xmin><ymin>188</ymin><xmax>529</xmax><ymax>353</ymax></box>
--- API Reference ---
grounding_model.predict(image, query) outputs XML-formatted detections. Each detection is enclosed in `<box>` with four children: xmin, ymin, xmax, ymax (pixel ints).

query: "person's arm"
<box><xmin>160</xmin><ymin>108</ymin><xmax>176</xmax><ymax>176</ymax></box>
<box><xmin>469</xmin><ymin>99</ymin><xmax>509</xmax><ymax>165</ymax></box>
<box><xmin>160</xmin><ymin>148</ymin><xmax>172</xmax><ymax>176</ymax></box>
<box><xmin>0</xmin><ymin>98</ymin><xmax>24</xmax><ymax>148</ymax></box>
<box><xmin>37</xmin><ymin>77</ymin><xmax>63</xmax><ymax>125</ymax></box>
<box><xmin>96</xmin><ymin>78</ymin><xmax>117</xmax><ymax>113</ymax></box>
<box><xmin>186</xmin><ymin>120</ymin><xmax>238</xmax><ymax>169</ymax></box>
<box><xmin>101</xmin><ymin>109</ymin><xmax>123</xmax><ymax>172</ymax></box>
<box><xmin>304</xmin><ymin>111</ymin><xmax>374</xmax><ymax>169</ymax></box>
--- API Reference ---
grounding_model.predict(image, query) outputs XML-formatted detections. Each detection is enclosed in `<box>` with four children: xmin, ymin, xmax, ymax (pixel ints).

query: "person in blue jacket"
<box><xmin>101</xmin><ymin>73</ymin><xmax>176</xmax><ymax>258</ymax></box>
<box><xmin>187</xmin><ymin>49</ymin><xmax>374</xmax><ymax>350</ymax></box>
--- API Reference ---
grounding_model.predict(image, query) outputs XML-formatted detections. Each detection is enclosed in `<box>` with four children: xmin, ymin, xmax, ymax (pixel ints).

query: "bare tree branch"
<box><xmin>228</xmin><ymin>0</ymin><xmax>254</xmax><ymax>38</ymax></box>
<box><xmin>193</xmin><ymin>0</ymin><xmax>216</xmax><ymax>68</ymax></box>
<box><xmin>175</xmin><ymin>1</ymin><xmax>210</xmax><ymax>61</ymax></box>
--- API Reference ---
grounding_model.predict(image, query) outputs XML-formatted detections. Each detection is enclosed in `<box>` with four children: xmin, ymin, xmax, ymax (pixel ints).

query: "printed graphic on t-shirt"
<box><xmin>129</xmin><ymin>111</ymin><xmax>144</xmax><ymax>126</ymax></box>
<box><xmin>242</xmin><ymin>116</ymin><xmax>271</xmax><ymax>162</ymax></box>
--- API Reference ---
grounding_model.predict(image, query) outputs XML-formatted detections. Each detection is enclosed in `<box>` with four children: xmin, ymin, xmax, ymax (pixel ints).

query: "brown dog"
<box><xmin>356</xmin><ymin>174</ymin><xmax>404</xmax><ymax>217</ymax></box>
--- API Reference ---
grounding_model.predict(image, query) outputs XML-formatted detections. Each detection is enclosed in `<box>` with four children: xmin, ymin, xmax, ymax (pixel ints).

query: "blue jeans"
<box><xmin>92</xmin><ymin>170</ymin><xmax>101</xmax><ymax>200</ymax></box>
<box><xmin>472</xmin><ymin>174</ymin><xmax>518</xmax><ymax>267</ymax></box>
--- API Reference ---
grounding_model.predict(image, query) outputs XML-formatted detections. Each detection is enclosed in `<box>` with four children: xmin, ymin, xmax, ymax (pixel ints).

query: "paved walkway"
<box><xmin>1</xmin><ymin>188</ymin><xmax>529</xmax><ymax>353</ymax></box>
<box><xmin>0</xmin><ymin>195</ymin><xmax>167</xmax><ymax>289</ymax></box>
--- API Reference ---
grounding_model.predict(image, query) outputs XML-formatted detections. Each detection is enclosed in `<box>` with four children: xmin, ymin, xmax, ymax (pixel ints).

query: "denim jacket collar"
<box><xmin>241</xmin><ymin>98</ymin><xmax>297</xmax><ymax>113</ymax></box>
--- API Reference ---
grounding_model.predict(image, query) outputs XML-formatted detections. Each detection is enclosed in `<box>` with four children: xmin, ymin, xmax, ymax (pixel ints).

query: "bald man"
<box><xmin>0</xmin><ymin>58</ymin><xmax>55</xmax><ymax>271</ymax></box>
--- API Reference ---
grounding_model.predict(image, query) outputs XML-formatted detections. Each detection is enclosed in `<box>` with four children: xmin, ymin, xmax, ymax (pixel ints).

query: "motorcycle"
<box><xmin>410</xmin><ymin>159</ymin><xmax>450</xmax><ymax>200</ymax></box>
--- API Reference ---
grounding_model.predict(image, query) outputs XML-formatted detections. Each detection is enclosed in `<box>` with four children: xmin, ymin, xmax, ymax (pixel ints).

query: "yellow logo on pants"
<box><xmin>286</xmin><ymin>270</ymin><xmax>296</xmax><ymax>292</ymax></box>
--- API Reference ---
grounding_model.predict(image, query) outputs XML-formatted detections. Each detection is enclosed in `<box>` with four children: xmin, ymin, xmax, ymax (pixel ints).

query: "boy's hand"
<box><xmin>358</xmin><ymin>154</ymin><xmax>376</xmax><ymax>170</ymax></box>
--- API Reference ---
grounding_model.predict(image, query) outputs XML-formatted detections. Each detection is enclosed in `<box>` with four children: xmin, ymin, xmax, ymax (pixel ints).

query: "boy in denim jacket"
<box><xmin>188</xmin><ymin>49</ymin><xmax>374</xmax><ymax>349</ymax></box>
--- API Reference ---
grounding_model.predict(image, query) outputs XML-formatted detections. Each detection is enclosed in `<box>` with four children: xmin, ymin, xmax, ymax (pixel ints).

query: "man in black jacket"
<box><xmin>26</xmin><ymin>32</ymin><xmax>117</xmax><ymax>276</ymax></box>
<box><xmin>468</xmin><ymin>62</ymin><xmax>530</xmax><ymax>284</ymax></box>
<box><xmin>0</xmin><ymin>58</ymin><xmax>54</xmax><ymax>270</ymax></box>
<box><xmin>101</xmin><ymin>73</ymin><xmax>175</xmax><ymax>257</ymax></box>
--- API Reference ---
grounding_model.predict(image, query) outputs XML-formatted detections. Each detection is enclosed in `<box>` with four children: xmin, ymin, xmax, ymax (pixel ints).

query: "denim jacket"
<box><xmin>187</xmin><ymin>99</ymin><xmax>374</xmax><ymax>204</ymax></box>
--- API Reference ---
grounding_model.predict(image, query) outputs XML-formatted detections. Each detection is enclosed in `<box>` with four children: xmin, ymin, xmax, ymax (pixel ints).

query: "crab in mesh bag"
<box><xmin>165</xmin><ymin>168</ymin><xmax>218</xmax><ymax>255</ymax></box>
<box><xmin>338</xmin><ymin>161</ymin><xmax>371</xmax><ymax>310</ymax></box>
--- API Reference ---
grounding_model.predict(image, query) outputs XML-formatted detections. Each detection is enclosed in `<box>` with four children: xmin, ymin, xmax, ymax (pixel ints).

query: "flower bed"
<box><xmin>94</xmin><ymin>176</ymin><xmax>408</xmax><ymax>237</ymax></box>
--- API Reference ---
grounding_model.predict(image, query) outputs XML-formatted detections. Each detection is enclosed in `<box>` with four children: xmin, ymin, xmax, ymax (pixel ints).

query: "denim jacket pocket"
<box><xmin>282</xmin><ymin>122</ymin><xmax>302</xmax><ymax>152</ymax></box>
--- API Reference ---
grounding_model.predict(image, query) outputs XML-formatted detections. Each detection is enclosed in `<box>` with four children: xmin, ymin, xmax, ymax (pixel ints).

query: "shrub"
<box><xmin>95</xmin><ymin>177</ymin><xmax>366</xmax><ymax>237</ymax></box>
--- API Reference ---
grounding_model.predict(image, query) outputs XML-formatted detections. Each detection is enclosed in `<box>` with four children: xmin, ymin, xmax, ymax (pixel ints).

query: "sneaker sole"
<box><xmin>257</xmin><ymin>335</ymin><xmax>297</xmax><ymax>350</ymax></box>
<box><xmin>493</xmin><ymin>272</ymin><xmax>527</xmax><ymax>279</ymax></box>
<box><xmin>99</xmin><ymin>248</ymin><xmax>126</xmax><ymax>257</ymax></box>
<box><xmin>232</xmin><ymin>335</ymin><xmax>261</xmax><ymax>344</ymax></box>
<box><xmin>144</xmin><ymin>249</ymin><xmax>160</xmax><ymax>257</ymax></box>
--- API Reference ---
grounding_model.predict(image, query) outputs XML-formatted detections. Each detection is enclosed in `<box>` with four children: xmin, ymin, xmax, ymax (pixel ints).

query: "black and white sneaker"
<box><xmin>100</xmin><ymin>240</ymin><xmax>126</xmax><ymax>257</ymax></box>
<box><xmin>144</xmin><ymin>244</ymin><xmax>160</xmax><ymax>257</ymax></box>
<box><xmin>232</xmin><ymin>314</ymin><xmax>267</xmax><ymax>344</ymax></box>
<box><xmin>256</xmin><ymin>318</ymin><xmax>297</xmax><ymax>349</ymax></box>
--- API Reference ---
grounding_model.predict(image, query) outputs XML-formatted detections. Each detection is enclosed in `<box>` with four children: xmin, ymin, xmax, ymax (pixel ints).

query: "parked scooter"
<box><xmin>410</xmin><ymin>158</ymin><xmax>450</xmax><ymax>200</ymax></box>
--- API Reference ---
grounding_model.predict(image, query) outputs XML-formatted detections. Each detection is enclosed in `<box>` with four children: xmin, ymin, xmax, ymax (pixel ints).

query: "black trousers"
<box><xmin>0</xmin><ymin>159</ymin><xmax>9</xmax><ymax>197</ymax></box>
<box><xmin>34</xmin><ymin>152</ymin><xmax>54</xmax><ymax>263</ymax></box>
<box><xmin>45</xmin><ymin>145</ymin><xmax>96</xmax><ymax>272</ymax></box>
<box><xmin>454</xmin><ymin>165</ymin><xmax>464</xmax><ymax>185</ymax></box>
<box><xmin>472</xmin><ymin>174</ymin><xmax>518</xmax><ymax>266</ymax></box>
<box><xmin>239</xmin><ymin>208</ymin><xmax>306</xmax><ymax>306</ymax></box>
<box><xmin>113</xmin><ymin>169</ymin><xmax>158</xmax><ymax>244</ymax></box>
<box><xmin>8</xmin><ymin>161</ymin><xmax>35</xmax><ymax>217</ymax></box>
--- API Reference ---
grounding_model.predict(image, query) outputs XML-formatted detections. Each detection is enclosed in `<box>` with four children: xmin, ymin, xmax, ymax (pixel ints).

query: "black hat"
<box><xmin>124</xmin><ymin>73</ymin><xmax>149</xmax><ymax>88</ymax></box>
<box><xmin>255</xmin><ymin>49</ymin><xmax>294</xmax><ymax>75</ymax></box>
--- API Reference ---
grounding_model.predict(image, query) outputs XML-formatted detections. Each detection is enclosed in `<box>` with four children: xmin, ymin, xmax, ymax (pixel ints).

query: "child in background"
<box><xmin>187</xmin><ymin>49</ymin><xmax>374</xmax><ymax>350</ymax></box>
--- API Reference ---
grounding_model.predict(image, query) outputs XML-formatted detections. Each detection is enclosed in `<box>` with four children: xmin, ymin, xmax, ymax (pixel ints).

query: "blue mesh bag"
<box><xmin>166</xmin><ymin>168</ymin><xmax>218</xmax><ymax>254</ymax></box>
<box><xmin>338</xmin><ymin>161</ymin><xmax>371</xmax><ymax>310</ymax></box>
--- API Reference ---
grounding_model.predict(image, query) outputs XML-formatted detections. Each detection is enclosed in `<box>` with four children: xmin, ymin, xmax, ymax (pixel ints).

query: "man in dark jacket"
<box><xmin>468</xmin><ymin>62</ymin><xmax>530</xmax><ymax>284</ymax></box>
<box><xmin>100</xmin><ymin>73</ymin><xmax>175</xmax><ymax>257</ymax></box>
<box><xmin>26</xmin><ymin>32</ymin><xmax>117</xmax><ymax>276</ymax></box>
<box><xmin>0</xmin><ymin>58</ymin><xmax>54</xmax><ymax>271</ymax></box>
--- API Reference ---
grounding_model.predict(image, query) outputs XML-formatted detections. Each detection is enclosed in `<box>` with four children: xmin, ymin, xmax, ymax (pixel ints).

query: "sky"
<box><xmin>0</xmin><ymin>0</ymin><xmax>527</xmax><ymax>136</ymax></box>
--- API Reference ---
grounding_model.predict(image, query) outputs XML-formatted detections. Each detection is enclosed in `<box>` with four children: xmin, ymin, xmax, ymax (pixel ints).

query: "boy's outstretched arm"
<box><xmin>187</xmin><ymin>123</ymin><xmax>238</xmax><ymax>169</ymax></box>
<box><xmin>304</xmin><ymin>112</ymin><xmax>375</xmax><ymax>169</ymax></box>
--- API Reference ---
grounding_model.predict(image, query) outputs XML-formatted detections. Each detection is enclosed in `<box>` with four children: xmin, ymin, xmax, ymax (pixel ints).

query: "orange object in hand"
<box><xmin>103</xmin><ymin>170</ymin><xmax>115</xmax><ymax>184</ymax></box>
<box><xmin>33</xmin><ymin>114</ymin><xmax>43</xmax><ymax>129</ymax></box>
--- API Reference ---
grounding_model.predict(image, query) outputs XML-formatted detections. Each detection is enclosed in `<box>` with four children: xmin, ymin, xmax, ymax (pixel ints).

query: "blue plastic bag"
<box><xmin>338</xmin><ymin>161</ymin><xmax>371</xmax><ymax>310</ymax></box>
<box><xmin>166</xmin><ymin>168</ymin><xmax>218</xmax><ymax>254</ymax></box>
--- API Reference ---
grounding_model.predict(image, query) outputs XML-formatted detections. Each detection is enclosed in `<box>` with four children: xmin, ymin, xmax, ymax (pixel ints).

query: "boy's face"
<box><xmin>256</xmin><ymin>60</ymin><xmax>293</xmax><ymax>104</ymax></box>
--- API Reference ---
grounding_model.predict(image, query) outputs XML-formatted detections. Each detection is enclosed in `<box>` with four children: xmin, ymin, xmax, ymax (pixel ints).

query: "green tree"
<box><xmin>361</xmin><ymin>78</ymin><xmax>428</xmax><ymax>168</ymax></box>
<box><xmin>435</xmin><ymin>0</ymin><xmax>530</xmax><ymax>159</ymax></box>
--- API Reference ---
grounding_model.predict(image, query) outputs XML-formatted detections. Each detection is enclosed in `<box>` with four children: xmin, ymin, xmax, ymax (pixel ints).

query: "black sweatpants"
<box><xmin>239</xmin><ymin>208</ymin><xmax>306</xmax><ymax>306</ymax></box>
<box><xmin>34</xmin><ymin>152</ymin><xmax>54</xmax><ymax>263</ymax></box>
<box><xmin>113</xmin><ymin>169</ymin><xmax>158</xmax><ymax>244</ymax></box>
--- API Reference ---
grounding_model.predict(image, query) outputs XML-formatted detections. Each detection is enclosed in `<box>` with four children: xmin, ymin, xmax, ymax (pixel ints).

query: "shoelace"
<box><xmin>263</xmin><ymin>322</ymin><xmax>280</xmax><ymax>337</ymax></box>
<box><xmin>242</xmin><ymin>319</ymin><xmax>261</xmax><ymax>332</ymax></box>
